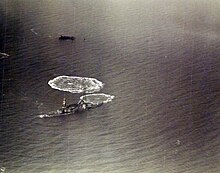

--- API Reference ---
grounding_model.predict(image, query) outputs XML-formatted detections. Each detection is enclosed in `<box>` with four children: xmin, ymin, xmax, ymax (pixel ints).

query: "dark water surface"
<box><xmin>0</xmin><ymin>0</ymin><xmax>220</xmax><ymax>172</ymax></box>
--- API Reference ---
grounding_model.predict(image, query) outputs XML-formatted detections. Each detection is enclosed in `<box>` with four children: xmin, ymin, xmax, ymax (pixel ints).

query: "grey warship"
<box><xmin>57</xmin><ymin>98</ymin><xmax>86</xmax><ymax>114</ymax></box>
<box><xmin>57</xmin><ymin>97</ymin><xmax>103</xmax><ymax>114</ymax></box>
<box><xmin>38</xmin><ymin>98</ymin><xmax>103</xmax><ymax>118</ymax></box>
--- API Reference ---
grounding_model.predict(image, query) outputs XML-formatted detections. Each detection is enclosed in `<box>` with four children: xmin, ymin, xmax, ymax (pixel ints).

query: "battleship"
<box><xmin>57</xmin><ymin>98</ymin><xmax>85</xmax><ymax>114</ymax></box>
<box><xmin>58</xmin><ymin>97</ymin><xmax>103</xmax><ymax>114</ymax></box>
<box><xmin>38</xmin><ymin>98</ymin><xmax>102</xmax><ymax>118</ymax></box>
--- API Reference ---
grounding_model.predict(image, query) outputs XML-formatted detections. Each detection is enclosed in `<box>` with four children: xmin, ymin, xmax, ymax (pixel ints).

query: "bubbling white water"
<box><xmin>80</xmin><ymin>93</ymin><xmax>115</xmax><ymax>105</ymax></box>
<box><xmin>48</xmin><ymin>76</ymin><xmax>104</xmax><ymax>93</ymax></box>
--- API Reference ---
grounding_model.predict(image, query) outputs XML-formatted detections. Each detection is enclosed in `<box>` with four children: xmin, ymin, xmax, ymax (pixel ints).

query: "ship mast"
<box><xmin>62</xmin><ymin>97</ymin><xmax>66</xmax><ymax>108</ymax></box>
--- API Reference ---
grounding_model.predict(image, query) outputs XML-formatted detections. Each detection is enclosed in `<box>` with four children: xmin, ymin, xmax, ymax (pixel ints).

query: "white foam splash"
<box><xmin>0</xmin><ymin>52</ymin><xmax>10</xmax><ymax>57</ymax></box>
<box><xmin>48</xmin><ymin>76</ymin><xmax>104</xmax><ymax>93</ymax></box>
<box><xmin>38</xmin><ymin>114</ymin><xmax>51</xmax><ymax>118</ymax></box>
<box><xmin>38</xmin><ymin>111</ymin><xmax>66</xmax><ymax>118</ymax></box>
<box><xmin>80</xmin><ymin>93</ymin><xmax>115</xmax><ymax>105</ymax></box>
<box><xmin>30</xmin><ymin>28</ymin><xmax>38</xmax><ymax>35</ymax></box>
<box><xmin>0</xmin><ymin>167</ymin><xmax>5</xmax><ymax>173</ymax></box>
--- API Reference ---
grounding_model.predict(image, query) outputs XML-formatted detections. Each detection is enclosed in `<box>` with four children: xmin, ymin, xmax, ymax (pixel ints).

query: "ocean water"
<box><xmin>0</xmin><ymin>0</ymin><xmax>220</xmax><ymax>172</ymax></box>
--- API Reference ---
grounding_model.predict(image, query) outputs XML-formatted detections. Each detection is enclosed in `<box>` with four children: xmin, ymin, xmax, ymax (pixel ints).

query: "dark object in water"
<box><xmin>38</xmin><ymin>98</ymin><xmax>103</xmax><ymax>118</ymax></box>
<box><xmin>59</xmin><ymin>35</ymin><xmax>75</xmax><ymax>40</ymax></box>
<box><xmin>57</xmin><ymin>98</ymin><xmax>102</xmax><ymax>115</ymax></box>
